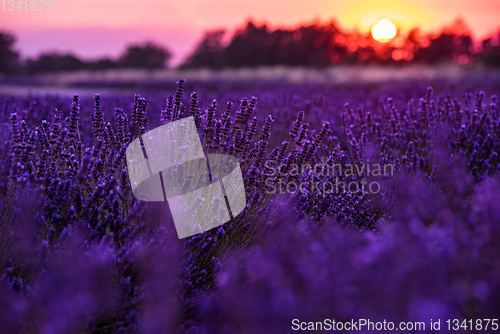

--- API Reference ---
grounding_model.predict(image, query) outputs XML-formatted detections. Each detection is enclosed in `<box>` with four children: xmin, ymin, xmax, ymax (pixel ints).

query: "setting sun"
<box><xmin>371</xmin><ymin>18</ymin><xmax>397</xmax><ymax>42</ymax></box>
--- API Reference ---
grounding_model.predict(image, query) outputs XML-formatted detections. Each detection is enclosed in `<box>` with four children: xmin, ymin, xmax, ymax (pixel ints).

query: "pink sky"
<box><xmin>1</xmin><ymin>0</ymin><xmax>499</xmax><ymax>66</ymax></box>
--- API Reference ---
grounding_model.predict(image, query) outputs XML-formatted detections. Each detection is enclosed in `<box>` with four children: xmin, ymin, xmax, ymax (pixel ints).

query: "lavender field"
<box><xmin>1</xmin><ymin>75</ymin><xmax>500</xmax><ymax>333</ymax></box>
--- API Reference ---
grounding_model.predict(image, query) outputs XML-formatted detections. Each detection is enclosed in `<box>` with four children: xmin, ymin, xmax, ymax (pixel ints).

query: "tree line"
<box><xmin>1</xmin><ymin>18</ymin><xmax>499</xmax><ymax>74</ymax></box>
<box><xmin>0</xmin><ymin>36</ymin><xmax>171</xmax><ymax>74</ymax></box>
<box><xmin>181</xmin><ymin>19</ymin><xmax>500</xmax><ymax>68</ymax></box>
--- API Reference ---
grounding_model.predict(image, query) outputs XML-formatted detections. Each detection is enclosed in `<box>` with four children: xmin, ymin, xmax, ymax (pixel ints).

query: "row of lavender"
<box><xmin>0</xmin><ymin>79</ymin><xmax>499</xmax><ymax>332</ymax></box>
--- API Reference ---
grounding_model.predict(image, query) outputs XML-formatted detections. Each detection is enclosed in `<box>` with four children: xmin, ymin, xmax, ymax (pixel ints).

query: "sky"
<box><xmin>1</xmin><ymin>0</ymin><xmax>499</xmax><ymax>66</ymax></box>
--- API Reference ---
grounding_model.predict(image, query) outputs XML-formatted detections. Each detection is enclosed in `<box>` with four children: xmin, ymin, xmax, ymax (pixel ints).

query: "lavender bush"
<box><xmin>0</xmin><ymin>78</ymin><xmax>499</xmax><ymax>333</ymax></box>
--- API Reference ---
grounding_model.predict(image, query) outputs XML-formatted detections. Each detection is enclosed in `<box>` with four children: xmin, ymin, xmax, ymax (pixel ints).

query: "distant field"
<box><xmin>1</xmin><ymin>64</ymin><xmax>499</xmax><ymax>97</ymax></box>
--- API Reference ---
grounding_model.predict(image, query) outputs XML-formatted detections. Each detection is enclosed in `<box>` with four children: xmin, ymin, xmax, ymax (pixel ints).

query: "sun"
<box><xmin>371</xmin><ymin>19</ymin><xmax>397</xmax><ymax>43</ymax></box>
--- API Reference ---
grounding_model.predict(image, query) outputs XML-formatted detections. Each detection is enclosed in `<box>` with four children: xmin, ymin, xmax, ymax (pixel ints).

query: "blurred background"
<box><xmin>0</xmin><ymin>0</ymin><xmax>499</xmax><ymax>93</ymax></box>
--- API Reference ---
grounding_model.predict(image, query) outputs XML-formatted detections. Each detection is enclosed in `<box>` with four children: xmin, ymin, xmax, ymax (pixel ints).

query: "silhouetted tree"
<box><xmin>182</xmin><ymin>21</ymin><xmax>349</xmax><ymax>68</ymax></box>
<box><xmin>478</xmin><ymin>31</ymin><xmax>500</xmax><ymax>67</ymax></box>
<box><xmin>221</xmin><ymin>21</ymin><xmax>271</xmax><ymax>67</ymax></box>
<box><xmin>119</xmin><ymin>42</ymin><xmax>172</xmax><ymax>69</ymax></box>
<box><xmin>0</xmin><ymin>31</ymin><xmax>20</xmax><ymax>74</ymax></box>
<box><xmin>181</xmin><ymin>30</ymin><xmax>226</xmax><ymax>68</ymax></box>
<box><xmin>414</xmin><ymin>18</ymin><xmax>473</xmax><ymax>64</ymax></box>
<box><xmin>25</xmin><ymin>53</ymin><xmax>86</xmax><ymax>74</ymax></box>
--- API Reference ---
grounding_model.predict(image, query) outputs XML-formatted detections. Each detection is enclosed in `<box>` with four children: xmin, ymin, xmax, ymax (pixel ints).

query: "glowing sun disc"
<box><xmin>371</xmin><ymin>19</ymin><xmax>397</xmax><ymax>42</ymax></box>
